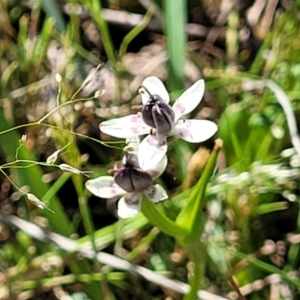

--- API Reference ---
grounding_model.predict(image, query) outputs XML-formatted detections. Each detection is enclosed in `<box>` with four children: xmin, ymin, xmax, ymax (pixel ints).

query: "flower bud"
<box><xmin>55</xmin><ymin>73</ymin><xmax>62</xmax><ymax>83</ymax></box>
<box><xmin>19</xmin><ymin>134</ymin><xmax>27</xmax><ymax>145</ymax></box>
<box><xmin>27</xmin><ymin>193</ymin><xmax>46</xmax><ymax>209</ymax></box>
<box><xmin>46</xmin><ymin>150</ymin><xmax>60</xmax><ymax>164</ymax></box>
<box><xmin>142</xmin><ymin>95</ymin><xmax>175</xmax><ymax>134</ymax></box>
<box><xmin>114</xmin><ymin>168</ymin><xmax>152</xmax><ymax>192</ymax></box>
<box><xmin>59</xmin><ymin>164</ymin><xmax>91</xmax><ymax>177</ymax></box>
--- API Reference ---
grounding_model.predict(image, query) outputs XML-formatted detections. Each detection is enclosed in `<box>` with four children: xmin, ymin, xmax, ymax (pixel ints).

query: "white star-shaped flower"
<box><xmin>85</xmin><ymin>149</ymin><xmax>168</xmax><ymax>219</ymax></box>
<box><xmin>100</xmin><ymin>76</ymin><xmax>218</xmax><ymax>170</ymax></box>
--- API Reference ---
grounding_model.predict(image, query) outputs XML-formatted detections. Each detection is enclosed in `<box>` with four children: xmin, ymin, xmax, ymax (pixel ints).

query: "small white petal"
<box><xmin>174</xmin><ymin>119</ymin><xmax>218</xmax><ymax>143</ymax></box>
<box><xmin>118</xmin><ymin>194</ymin><xmax>142</xmax><ymax>218</ymax></box>
<box><xmin>146</xmin><ymin>155</ymin><xmax>168</xmax><ymax>179</ymax></box>
<box><xmin>173</xmin><ymin>79</ymin><xmax>205</xmax><ymax>121</ymax></box>
<box><xmin>138</xmin><ymin>135</ymin><xmax>168</xmax><ymax>172</ymax></box>
<box><xmin>100</xmin><ymin>114</ymin><xmax>150</xmax><ymax>138</ymax></box>
<box><xmin>141</xmin><ymin>76</ymin><xmax>170</xmax><ymax>104</ymax></box>
<box><xmin>85</xmin><ymin>176</ymin><xmax>125</xmax><ymax>198</ymax></box>
<box><xmin>143</xmin><ymin>184</ymin><xmax>168</xmax><ymax>203</ymax></box>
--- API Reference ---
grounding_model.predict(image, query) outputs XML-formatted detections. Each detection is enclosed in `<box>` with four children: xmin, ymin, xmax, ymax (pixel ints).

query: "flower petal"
<box><xmin>138</xmin><ymin>134</ymin><xmax>168</xmax><ymax>172</ymax></box>
<box><xmin>85</xmin><ymin>176</ymin><xmax>125</xmax><ymax>198</ymax></box>
<box><xmin>144</xmin><ymin>184</ymin><xmax>168</xmax><ymax>203</ymax></box>
<box><xmin>141</xmin><ymin>76</ymin><xmax>170</xmax><ymax>104</ymax></box>
<box><xmin>100</xmin><ymin>114</ymin><xmax>150</xmax><ymax>138</ymax></box>
<box><xmin>117</xmin><ymin>193</ymin><xmax>142</xmax><ymax>218</ymax></box>
<box><xmin>146</xmin><ymin>155</ymin><xmax>168</xmax><ymax>179</ymax></box>
<box><xmin>172</xmin><ymin>79</ymin><xmax>205</xmax><ymax>121</ymax></box>
<box><xmin>174</xmin><ymin>119</ymin><xmax>218</xmax><ymax>143</ymax></box>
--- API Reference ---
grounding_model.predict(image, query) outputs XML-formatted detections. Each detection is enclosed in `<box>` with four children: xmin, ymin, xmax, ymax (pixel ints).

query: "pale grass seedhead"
<box><xmin>19</xmin><ymin>134</ymin><xmax>27</xmax><ymax>145</ymax></box>
<box><xmin>46</xmin><ymin>143</ymin><xmax>71</xmax><ymax>164</ymax></box>
<box><xmin>46</xmin><ymin>150</ymin><xmax>61</xmax><ymax>164</ymax></box>
<box><xmin>58</xmin><ymin>163</ymin><xmax>92</xmax><ymax>177</ymax></box>
<box><xmin>26</xmin><ymin>193</ymin><xmax>46</xmax><ymax>210</ymax></box>
<box><xmin>55</xmin><ymin>73</ymin><xmax>62</xmax><ymax>83</ymax></box>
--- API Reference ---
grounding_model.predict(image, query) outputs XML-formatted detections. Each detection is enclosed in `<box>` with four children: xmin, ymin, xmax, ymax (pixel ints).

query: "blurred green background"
<box><xmin>1</xmin><ymin>0</ymin><xmax>300</xmax><ymax>299</ymax></box>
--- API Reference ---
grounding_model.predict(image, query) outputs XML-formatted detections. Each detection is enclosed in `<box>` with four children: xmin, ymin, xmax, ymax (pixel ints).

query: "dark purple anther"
<box><xmin>114</xmin><ymin>168</ymin><xmax>152</xmax><ymax>192</ymax></box>
<box><xmin>139</xmin><ymin>88</ymin><xmax>175</xmax><ymax>134</ymax></box>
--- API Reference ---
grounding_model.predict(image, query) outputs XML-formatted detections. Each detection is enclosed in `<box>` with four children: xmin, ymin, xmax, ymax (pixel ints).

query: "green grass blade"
<box><xmin>176</xmin><ymin>140</ymin><xmax>222</xmax><ymax>244</ymax></box>
<box><xmin>163</xmin><ymin>0</ymin><xmax>186</xmax><ymax>91</ymax></box>
<box><xmin>235</xmin><ymin>251</ymin><xmax>300</xmax><ymax>289</ymax></box>
<box><xmin>83</xmin><ymin>0</ymin><xmax>117</xmax><ymax>68</ymax></box>
<box><xmin>0</xmin><ymin>108</ymin><xmax>73</xmax><ymax>235</ymax></box>
<box><xmin>41</xmin><ymin>0</ymin><xmax>66</xmax><ymax>33</ymax></box>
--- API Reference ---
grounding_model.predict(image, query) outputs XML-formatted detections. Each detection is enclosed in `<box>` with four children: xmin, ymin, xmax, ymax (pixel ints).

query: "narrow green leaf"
<box><xmin>119</xmin><ymin>8</ymin><xmax>154</xmax><ymax>59</ymax></box>
<box><xmin>82</xmin><ymin>0</ymin><xmax>116</xmax><ymax>68</ymax></box>
<box><xmin>255</xmin><ymin>201</ymin><xmax>288</xmax><ymax>215</ymax></box>
<box><xmin>235</xmin><ymin>251</ymin><xmax>300</xmax><ymax>289</ymax></box>
<box><xmin>176</xmin><ymin>140</ymin><xmax>222</xmax><ymax>244</ymax></box>
<box><xmin>41</xmin><ymin>0</ymin><xmax>66</xmax><ymax>33</ymax></box>
<box><xmin>163</xmin><ymin>0</ymin><xmax>186</xmax><ymax>90</ymax></box>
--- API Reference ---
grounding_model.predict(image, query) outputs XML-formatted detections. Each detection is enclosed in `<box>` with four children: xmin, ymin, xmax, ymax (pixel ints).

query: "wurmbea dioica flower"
<box><xmin>100</xmin><ymin>76</ymin><xmax>218</xmax><ymax>170</ymax></box>
<box><xmin>85</xmin><ymin>138</ymin><xmax>168</xmax><ymax>218</ymax></box>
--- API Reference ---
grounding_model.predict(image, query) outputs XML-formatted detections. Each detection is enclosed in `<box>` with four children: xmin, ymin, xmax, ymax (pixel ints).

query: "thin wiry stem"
<box><xmin>0</xmin><ymin>122</ymin><xmax>123</xmax><ymax>150</ymax></box>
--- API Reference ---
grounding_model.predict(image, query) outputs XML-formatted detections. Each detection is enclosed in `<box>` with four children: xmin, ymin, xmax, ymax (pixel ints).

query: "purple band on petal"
<box><xmin>173</xmin><ymin>102</ymin><xmax>186</xmax><ymax>116</ymax></box>
<box><xmin>178</xmin><ymin>120</ymin><xmax>191</xmax><ymax>137</ymax></box>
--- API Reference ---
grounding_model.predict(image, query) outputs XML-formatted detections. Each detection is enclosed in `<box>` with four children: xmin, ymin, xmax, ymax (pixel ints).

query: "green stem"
<box><xmin>163</xmin><ymin>0</ymin><xmax>186</xmax><ymax>90</ymax></box>
<box><xmin>83</xmin><ymin>0</ymin><xmax>117</xmax><ymax>68</ymax></box>
<box><xmin>0</xmin><ymin>168</ymin><xmax>25</xmax><ymax>193</ymax></box>
<box><xmin>184</xmin><ymin>241</ymin><xmax>205</xmax><ymax>300</ymax></box>
<box><xmin>119</xmin><ymin>8</ymin><xmax>154</xmax><ymax>59</ymax></box>
<box><xmin>37</xmin><ymin>96</ymin><xmax>96</xmax><ymax>124</ymax></box>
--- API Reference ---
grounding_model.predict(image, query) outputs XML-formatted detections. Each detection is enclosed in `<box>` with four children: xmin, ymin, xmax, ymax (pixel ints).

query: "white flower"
<box><xmin>100</xmin><ymin>76</ymin><xmax>218</xmax><ymax>170</ymax></box>
<box><xmin>85</xmin><ymin>152</ymin><xmax>168</xmax><ymax>219</ymax></box>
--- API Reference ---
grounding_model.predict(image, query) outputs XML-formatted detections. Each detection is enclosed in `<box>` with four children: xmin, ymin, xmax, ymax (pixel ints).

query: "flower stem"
<box><xmin>184</xmin><ymin>241</ymin><xmax>205</xmax><ymax>300</ymax></box>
